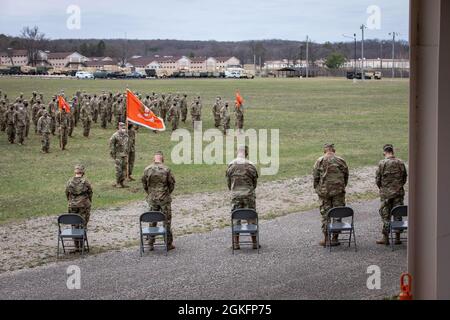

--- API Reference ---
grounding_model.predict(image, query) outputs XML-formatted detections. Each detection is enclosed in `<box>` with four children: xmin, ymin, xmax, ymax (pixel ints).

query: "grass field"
<box><xmin>0</xmin><ymin>77</ymin><xmax>409</xmax><ymax>224</ymax></box>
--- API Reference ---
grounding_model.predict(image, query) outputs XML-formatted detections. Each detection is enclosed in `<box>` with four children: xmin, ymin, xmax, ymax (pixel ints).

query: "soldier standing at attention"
<box><xmin>127</xmin><ymin>124</ymin><xmax>137</xmax><ymax>181</ymax></box>
<box><xmin>5</xmin><ymin>105</ymin><xmax>16</xmax><ymax>144</ymax></box>
<box><xmin>219</xmin><ymin>102</ymin><xmax>230</xmax><ymax>135</ymax></box>
<box><xmin>37</xmin><ymin>110</ymin><xmax>52</xmax><ymax>153</ymax></box>
<box><xmin>212</xmin><ymin>96</ymin><xmax>222</xmax><ymax>128</ymax></box>
<box><xmin>48</xmin><ymin>96</ymin><xmax>57</xmax><ymax>135</ymax></box>
<box><xmin>65</xmin><ymin>164</ymin><xmax>93</xmax><ymax>251</ymax></box>
<box><xmin>56</xmin><ymin>107</ymin><xmax>70</xmax><ymax>150</ymax></box>
<box><xmin>32</xmin><ymin>99</ymin><xmax>42</xmax><ymax>134</ymax></box>
<box><xmin>23</xmin><ymin>100</ymin><xmax>31</xmax><ymax>138</ymax></box>
<box><xmin>14</xmin><ymin>103</ymin><xmax>27</xmax><ymax>145</ymax></box>
<box><xmin>168</xmin><ymin>102</ymin><xmax>181</xmax><ymax>131</ymax></box>
<box><xmin>180</xmin><ymin>94</ymin><xmax>188</xmax><ymax>123</ymax></box>
<box><xmin>107</xmin><ymin>92</ymin><xmax>113</xmax><ymax>124</ymax></box>
<box><xmin>91</xmin><ymin>94</ymin><xmax>99</xmax><ymax>123</ymax></box>
<box><xmin>99</xmin><ymin>95</ymin><xmax>108</xmax><ymax>129</ymax></box>
<box><xmin>0</xmin><ymin>99</ymin><xmax>7</xmax><ymax>132</ymax></box>
<box><xmin>235</xmin><ymin>102</ymin><xmax>244</xmax><ymax>133</ymax></box>
<box><xmin>141</xmin><ymin>151</ymin><xmax>176</xmax><ymax>251</ymax></box>
<box><xmin>109</xmin><ymin>122</ymin><xmax>129</xmax><ymax>188</ymax></box>
<box><xmin>313</xmin><ymin>143</ymin><xmax>349</xmax><ymax>247</ymax></box>
<box><xmin>375</xmin><ymin>144</ymin><xmax>408</xmax><ymax>245</ymax></box>
<box><xmin>226</xmin><ymin>145</ymin><xmax>259</xmax><ymax>250</ymax></box>
<box><xmin>80</xmin><ymin>101</ymin><xmax>92</xmax><ymax>138</ymax></box>
<box><xmin>190</xmin><ymin>99</ymin><xmax>202</xmax><ymax>130</ymax></box>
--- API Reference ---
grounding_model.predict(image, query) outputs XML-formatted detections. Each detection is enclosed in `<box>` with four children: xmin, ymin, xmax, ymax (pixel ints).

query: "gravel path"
<box><xmin>0</xmin><ymin>199</ymin><xmax>406</xmax><ymax>300</ymax></box>
<box><xmin>0</xmin><ymin>166</ymin><xmax>382</xmax><ymax>273</ymax></box>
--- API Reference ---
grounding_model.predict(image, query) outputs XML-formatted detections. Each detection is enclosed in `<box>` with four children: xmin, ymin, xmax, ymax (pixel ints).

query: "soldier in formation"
<box><xmin>167</xmin><ymin>102</ymin><xmax>181</xmax><ymax>131</ymax></box>
<box><xmin>226</xmin><ymin>145</ymin><xmax>259</xmax><ymax>250</ymax></box>
<box><xmin>127</xmin><ymin>124</ymin><xmax>136</xmax><ymax>181</ymax></box>
<box><xmin>235</xmin><ymin>102</ymin><xmax>244</xmax><ymax>132</ymax></box>
<box><xmin>220</xmin><ymin>101</ymin><xmax>230</xmax><ymax>135</ymax></box>
<box><xmin>190</xmin><ymin>98</ymin><xmax>202</xmax><ymax>130</ymax></box>
<box><xmin>212</xmin><ymin>96</ymin><xmax>222</xmax><ymax>128</ymax></box>
<box><xmin>80</xmin><ymin>101</ymin><xmax>92</xmax><ymax>138</ymax></box>
<box><xmin>65</xmin><ymin>164</ymin><xmax>93</xmax><ymax>250</ymax></box>
<box><xmin>109</xmin><ymin>122</ymin><xmax>129</xmax><ymax>188</ymax></box>
<box><xmin>141</xmin><ymin>151</ymin><xmax>176</xmax><ymax>251</ymax></box>
<box><xmin>313</xmin><ymin>143</ymin><xmax>349</xmax><ymax>247</ymax></box>
<box><xmin>37</xmin><ymin>110</ymin><xmax>52</xmax><ymax>153</ymax></box>
<box><xmin>375</xmin><ymin>144</ymin><xmax>408</xmax><ymax>245</ymax></box>
<box><xmin>56</xmin><ymin>107</ymin><xmax>70</xmax><ymax>150</ymax></box>
<box><xmin>14</xmin><ymin>102</ymin><xmax>27</xmax><ymax>145</ymax></box>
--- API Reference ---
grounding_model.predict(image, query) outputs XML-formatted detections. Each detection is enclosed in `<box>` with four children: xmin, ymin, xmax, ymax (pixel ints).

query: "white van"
<box><xmin>75</xmin><ymin>71</ymin><xmax>94</xmax><ymax>79</ymax></box>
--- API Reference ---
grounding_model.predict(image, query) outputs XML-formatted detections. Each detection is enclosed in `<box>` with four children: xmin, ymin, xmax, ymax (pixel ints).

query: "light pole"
<box><xmin>389</xmin><ymin>32</ymin><xmax>399</xmax><ymax>79</ymax></box>
<box><xmin>380</xmin><ymin>40</ymin><xmax>385</xmax><ymax>70</ymax></box>
<box><xmin>360</xmin><ymin>24</ymin><xmax>367</xmax><ymax>80</ymax></box>
<box><xmin>305</xmin><ymin>35</ymin><xmax>309</xmax><ymax>78</ymax></box>
<box><xmin>343</xmin><ymin>33</ymin><xmax>357</xmax><ymax>74</ymax></box>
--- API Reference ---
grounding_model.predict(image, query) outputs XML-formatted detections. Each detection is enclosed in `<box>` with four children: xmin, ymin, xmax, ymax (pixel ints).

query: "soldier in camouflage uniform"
<box><xmin>226</xmin><ymin>145</ymin><xmax>259</xmax><ymax>250</ymax></box>
<box><xmin>91</xmin><ymin>94</ymin><xmax>99</xmax><ymax>123</ymax></box>
<box><xmin>14</xmin><ymin>103</ymin><xmax>27</xmax><ymax>145</ymax></box>
<box><xmin>190</xmin><ymin>99</ymin><xmax>202</xmax><ymax>130</ymax></box>
<box><xmin>180</xmin><ymin>94</ymin><xmax>188</xmax><ymax>123</ymax></box>
<box><xmin>47</xmin><ymin>96</ymin><xmax>57</xmax><ymax>135</ymax></box>
<box><xmin>37</xmin><ymin>110</ymin><xmax>52</xmax><ymax>153</ymax></box>
<box><xmin>107</xmin><ymin>92</ymin><xmax>113</xmax><ymax>123</ymax></box>
<box><xmin>141</xmin><ymin>151</ymin><xmax>176</xmax><ymax>250</ymax></box>
<box><xmin>167</xmin><ymin>102</ymin><xmax>181</xmax><ymax>131</ymax></box>
<box><xmin>235</xmin><ymin>103</ymin><xmax>244</xmax><ymax>132</ymax></box>
<box><xmin>114</xmin><ymin>96</ymin><xmax>125</xmax><ymax>129</ymax></box>
<box><xmin>0</xmin><ymin>99</ymin><xmax>6</xmax><ymax>132</ymax></box>
<box><xmin>375</xmin><ymin>144</ymin><xmax>408</xmax><ymax>245</ymax></box>
<box><xmin>313</xmin><ymin>143</ymin><xmax>349</xmax><ymax>247</ymax></box>
<box><xmin>80</xmin><ymin>101</ymin><xmax>92</xmax><ymax>137</ymax></box>
<box><xmin>5</xmin><ymin>105</ymin><xmax>16</xmax><ymax>143</ymax></box>
<box><xmin>32</xmin><ymin>99</ymin><xmax>42</xmax><ymax>134</ymax></box>
<box><xmin>109</xmin><ymin>122</ymin><xmax>129</xmax><ymax>188</ymax></box>
<box><xmin>158</xmin><ymin>94</ymin><xmax>167</xmax><ymax>121</ymax></box>
<box><xmin>212</xmin><ymin>96</ymin><xmax>222</xmax><ymax>128</ymax></box>
<box><xmin>99</xmin><ymin>95</ymin><xmax>108</xmax><ymax>129</ymax></box>
<box><xmin>219</xmin><ymin>102</ymin><xmax>230</xmax><ymax>135</ymax></box>
<box><xmin>65</xmin><ymin>164</ymin><xmax>93</xmax><ymax>250</ymax></box>
<box><xmin>56</xmin><ymin>107</ymin><xmax>70</xmax><ymax>150</ymax></box>
<box><xmin>23</xmin><ymin>100</ymin><xmax>31</xmax><ymax>138</ymax></box>
<box><xmin>127</xmin><ymin>124</ymin><xmax>136</xmax><ymax>181</ymax></box>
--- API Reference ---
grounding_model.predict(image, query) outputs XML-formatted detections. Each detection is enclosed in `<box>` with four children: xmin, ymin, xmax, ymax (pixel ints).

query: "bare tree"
<box><xmin>20</xmin><ymin>26</ymin><xmax>47</xmax><ymax>66</ymax></box>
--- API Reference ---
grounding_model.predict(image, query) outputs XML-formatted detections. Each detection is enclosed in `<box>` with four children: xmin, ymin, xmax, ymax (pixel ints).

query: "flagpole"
<box><xmin>125</xmin><ymin>89</ymin><xmax>130</xmax><ymax>180</ymax></box>
<box><xmin>58</xmin><ymin>96</ymin><xmax>62</xmax><ymax>150</ymax></box>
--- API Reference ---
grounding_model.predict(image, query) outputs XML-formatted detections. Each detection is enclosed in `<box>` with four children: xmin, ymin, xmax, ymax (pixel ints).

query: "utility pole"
<box><xmin>389</xmin><ymin>32</ymin><xmax>399</xmax><ymax>79</ymax></box>
<box><xmin>380</xmin><ymin>40</ymin><xmax>384</xmax><ymax>70</ymax></box>
<box><xmin>360</xmin><ymin>24</ymin><xmax>367</xmax><ymax>81</ymax></box>
<box><xmin>343</xmin><ymin>33</ymin><xmax>357</xmax><ymax>75</ymax></box>
<box><xmin>305</xmin><ymin>35</ymin><xmax>309</xmax><ymax>78</ymax></box>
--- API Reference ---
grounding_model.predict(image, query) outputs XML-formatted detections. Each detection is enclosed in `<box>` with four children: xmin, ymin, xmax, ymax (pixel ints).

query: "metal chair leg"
<box><xmin>57</xmin><ymin>236</ymin><xmax>60</xmax><ymax>259</ymax></box>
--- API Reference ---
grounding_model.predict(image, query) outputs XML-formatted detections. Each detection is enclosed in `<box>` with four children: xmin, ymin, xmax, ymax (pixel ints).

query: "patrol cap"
<box><xmin>154</xmin><ymin>151</ymin><xmax>164</xmax><ymax>156</ymax></box>
<box><xmin>118</xmin><ymin>122</ymin><xmax>125</xmax><ymax>128</ymax></box>
<box><xmin>74</xmin><ymin>164</ymin><xmax>85</xmax><ymax>173</ymax></box>
<box><xmin>383</xmin><ymin>144</ymin><xmax>394</xmax><ymax>152</ymax></box>
<box><xmin>324</xmin><ymin>143</ymin><xmax>335</xmax><ymax>149</ymax></box>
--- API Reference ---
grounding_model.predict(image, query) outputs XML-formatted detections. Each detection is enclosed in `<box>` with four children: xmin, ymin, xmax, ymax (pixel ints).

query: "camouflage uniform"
<box><xmin>56</xmin><ymin>110</ymin><xmax>70</xmax><ymax>150</ymax></box>
<box><xmin>219</xmin><ymin>103</ymin><xmax>230</xmax><ymax>135</ymax></box>
<box><xmin>37</xmin><ymin>112</ymin><xmax>52</xmax><ymax>152</ymax></box>
<box><xmin>91</xmin><ymin>95</ymin><xmax>99</xmax><ymax>123</ymax></box>
<box><xmin>168</xmin><ymin>103</ymin><xmax>181</xmax><ymax>131</ymax></box>
<box><xmin>128</xmin><ymin>126</ymin><xmax>136</xmax><ymax>178</ymax></box>
<box><xmin>190</xmin><ymin>101</ymin><xmax>202</xmax><ymax>129</ymax></box>
<box><xmin>180</xmin><ymin>94</ymin><xmax>188</xmax><ymax>123</ymax></box>
<box><xmin>5</xmin><ymin>106</ymin><xmax>16</xmax><ymax>143</ymax></box>
<box><xmin>235</xmin><ymin>105</ymin><xmax>244</xmax><ymax>130</ymax></box>
<box><xmin>107</xmin><ymin>93</ymin><xmax>113</xmax><ymax>123</ymax></box>
<box><xmin>99</xmin><ymin>96</ymin><xmax>108</xmax><ymax>129</ymax></box>
<box><xmin>158</xmin><ymin>95</ymin><xmax>167</xmax><ymax>121</ymax></box>
<box><xmin>0</xmin><ymin>100</ymin><xmax>6</xmax><ymax>132</ymax></box>
<box><xmin>14</xmin><ymin>106</ymin><xmax>27</xmax><ymax>144</ymax></box>
<box><xmin>32</xmin><ymin>101</ymin><xmax>42</xmax><ymax>134</ymax></box>
<box><xmin>226</xmin><ymin>152</ymin><xmax>259</xmax><ymax>249</ymax></box>
<box><xmin>65</xmin><ymin>166</ymin><xmax>93</xmax><ymax>248</ymax></box>
<box><xmin>313</xmin><ymin>150</ymin><xmax>349</xmax><ymax>237</ymax></box>
<box><xmin>80</xmin><ymin>103</ymin><xmax>92</xmax><ymax>137</ymax></box>
<box><xmin>48</xmin><ymin>98</ymin><xmax>57</xmax><ymax>135</ymax></box>
<box><xmin>141</xmin><ymin>159</ymin><xmax>176</xmax><ymax>246</ymax></box>
<box><xmin>212</xmin><ymin>98</ymin><xmax>222</xmax><ymax>128</ymax></box>
<box><xmin>23</xmin><ymin>101</ymin><xmax>31</xmax><ymax>138</ymax></box>
<box><xmin>376</xmin><ymin>153</ymin><xmax>408</xmax><ymax>239</ymax></box>
<box><xmin>109</xmin><ymin>128</ymin><xmax>129</xmax><ymax>186</ymax></box>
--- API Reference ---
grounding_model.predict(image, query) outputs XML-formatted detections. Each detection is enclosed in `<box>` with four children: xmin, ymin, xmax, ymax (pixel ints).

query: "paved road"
<box><xmin>0</xmin><ymin>199</ymin><xmax>406</xmax><ymax>300</ymax></box>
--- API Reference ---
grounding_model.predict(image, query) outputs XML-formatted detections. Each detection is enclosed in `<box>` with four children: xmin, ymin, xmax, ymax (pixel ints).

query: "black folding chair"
<box><xmin>57</xmin><ymin>214</ymin><xmax>89</xmax><ymax>258</ymax></box>
<box><xmin>390</xmin><ymin>205</ymin><xmax>408</xmax><ymax>251</ymax></box>
<box><xmin>231</xmin><ymin>209</ymin><xmax>260</xmax><ymax>254</ymax></box>
<box><xmin>326</xmin><ymin>207</ymin><xmax>357</xmax><ymax>252</ymax></box>
<box><xmin>139</xmin><ymin>211</ymin><xmax>168</xmax><ymax>256</ymax></box>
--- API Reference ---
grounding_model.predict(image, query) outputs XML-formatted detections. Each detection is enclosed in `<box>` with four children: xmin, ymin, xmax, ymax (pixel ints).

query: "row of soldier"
<box><xmin>0</xmin><ymin>90</ymin><xmax>246</xmax><ymax>153</ymax></box>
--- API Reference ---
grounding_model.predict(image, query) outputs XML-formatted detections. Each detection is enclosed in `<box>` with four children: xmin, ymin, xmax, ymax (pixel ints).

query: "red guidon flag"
<box><xmin>58</xmin><ymin>96</ymin><xmax>71</xmax><ymax>113</ymax></box>
<box><xmin>235</xmin><ymin>91</ymin><xmax>244</xmax><ymax>108</ymax></box>
<box><xmin>126</xmin><ymin>89</ymin><xmax>165</xmax><ymax>131</ymax></box>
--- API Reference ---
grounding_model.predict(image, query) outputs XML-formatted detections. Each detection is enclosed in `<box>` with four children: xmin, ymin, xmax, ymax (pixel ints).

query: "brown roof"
<box><xmin>47</xmin><ymin>52</ymin><xmax>73</xmax><ymax>59</ymax></box>
<box><xmin>215</xmin><ymin>56</ymin><xmax>234</xmax><ymax>62</ymax></box>
<box><xmin>0</xmin><ymin>49</ymin><xmax>28</xmax><ymax>57</ymax></box>
<box><xmin>128</xmin><ymin>57</ymin><xmax>157</xmax><ymax>67</ymax></box>
<box><xmin>85</xmin><ymin>60</ymin><xmax>117</xmax><ymax>67</ymax></box>
<box><xmin>190</xmin><ymin>57</ymin><xmax>207</xmax><ymax>63</ymax></box>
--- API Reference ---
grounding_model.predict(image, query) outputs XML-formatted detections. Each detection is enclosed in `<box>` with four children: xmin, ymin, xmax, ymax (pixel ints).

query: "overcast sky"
<box><xmin>0</xmin><ymin>0</ymin><xmax>409</xmax><ymax>43</ymax></box>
